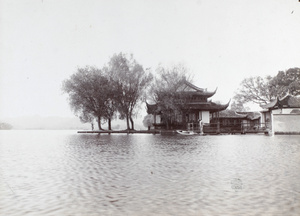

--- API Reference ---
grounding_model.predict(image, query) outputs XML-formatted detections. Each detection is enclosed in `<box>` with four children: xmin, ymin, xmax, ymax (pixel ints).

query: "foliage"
<box><xmin>269</xmin><ymin>67</ymin><xmax>300</xmax><ymax>97</ymax></box>
<box><xmin>79</xmin><ymin>112</ymin><xmax>95</xmax><ymax>130</ymax></box>
<box><xmin>79</xmin><ymin>111</ymin><xmax>94</xmax><ymax>123</ymax></box>
<box><xmin>62</xmin><ymin>66</ymin><xmax>114</xmax><ymax>130</ymax></box>
<box><xmin>63</xmin><ymin>53</ymin><xmax>152</xmax><ymax>131</ymax></box>
<box><xmin>107</xmin><ymin>53</ymin><xmax>153</xmax><ymax>130</ymax></box>
<box><xmin>234</xmin><ymin>67</ymin><xmax>300</xmax><ymax>106</ymax></box>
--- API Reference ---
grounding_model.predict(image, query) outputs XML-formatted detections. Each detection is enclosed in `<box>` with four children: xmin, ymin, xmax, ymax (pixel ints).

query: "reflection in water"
<box><xmin>1</xmin><ymin>131</ymin><xmax>300</xmax><ymax>215</ymax></box>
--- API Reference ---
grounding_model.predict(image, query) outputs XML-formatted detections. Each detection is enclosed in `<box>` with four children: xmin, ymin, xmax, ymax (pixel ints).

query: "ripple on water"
<box><xmin>0</xmin><ymin>131</ymin><xmax>300</xmax><ymax>215</ymax></box>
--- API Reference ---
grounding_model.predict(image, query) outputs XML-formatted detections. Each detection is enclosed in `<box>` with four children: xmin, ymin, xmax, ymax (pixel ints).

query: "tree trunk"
<box><xmin>126</xmin><ymin>116</ymin><xmax>130</xmax><ymax>130</ymax></box>
<box><xmin>97</xmin><ymin>116</ymin><xmax>102</xmax><ymax>130</ymax></box>
<box><xmin>164</xmin><ymin>114</ymin><xmax>169</xmax><ymax>130</ymax></box>
<box><xmin>91</xmin><ymin>122</ymin><xmax>94</xmax><ymax>131</ymax></box>
<box><xmin>130</xmin><ymin>117</ymin><xmax>134</xmax><ymax>130</ymax></box>
<box><xmin>108</xmin><ymin>118</ymin><xmax>112</xmax><ymax>130</ymax></box>
<box><xmin>148</xmin><ymin>126</ymin><xmax>150</xmax><ymax>130</ymax></box>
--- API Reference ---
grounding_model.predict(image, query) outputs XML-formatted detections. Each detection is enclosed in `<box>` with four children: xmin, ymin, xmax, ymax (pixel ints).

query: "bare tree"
<box><xmin>150</xmin><ymin>64</ymin><xmax>192</xmax><ymax>129</ymax></box>
<box><xmin>234</xmin><ymin>76</ymin><xmax>276</xmax><ymax>105</ymax></box>
<box><xmin>234</xmin><ymin>68</ymin><xmax>300</xmax><ymax>106</ymax></box>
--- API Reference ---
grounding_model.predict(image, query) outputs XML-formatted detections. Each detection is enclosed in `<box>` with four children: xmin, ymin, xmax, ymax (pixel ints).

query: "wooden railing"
<box><xmin>203</xmin><ymin>123</ymin><xmax>268</xmax><ymax>134</ymax></box>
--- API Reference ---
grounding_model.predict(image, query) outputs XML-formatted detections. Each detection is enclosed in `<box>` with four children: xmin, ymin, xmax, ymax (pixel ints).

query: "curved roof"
<box><xmin>146</xmin><ymin>81</ymin><xmax>227</xmax><ymax>114</ymax></box>
<box><xmin>183</xmin><ymin>81</ymin><xmax>217</xmax><ymax>98</ymax></box>
<box><xmin>261</xmin><ymin>95</ymin><xmax>300</xmax><ymax>110</ymax></box>
<box><xmin>185</xmin><ymin>100</ymin><xmax>230</xmax><ymax>112</ymax></box>
<box><xmin>180</xmin><ymin>88</ymin><xmax>217</xmax><ymax>97</ymax></box>
<box><xmin>146</xmin><ymin>99</ymin><xmax>230</xmax><ymax>114</ymax></box>
<box><xmin>217</xmin><ymin>110</ymin><xmax>261</xmax><ymax>120</ymax></box>
<box><xmin>184</xmin><ymin>81</ymin><xmax>206</xmax><ymax>91</ymax></box>
<box><xmin>236</xmin><ymin>111</ymin><xmax>261</xmax><ymax>120</ymax></box>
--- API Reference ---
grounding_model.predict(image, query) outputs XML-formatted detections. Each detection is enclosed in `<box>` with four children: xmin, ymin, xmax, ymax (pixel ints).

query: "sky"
<box><xmin>0</xmin><ymin>0</ymin><xmax>300</xmax><ymax>119</ymax></box>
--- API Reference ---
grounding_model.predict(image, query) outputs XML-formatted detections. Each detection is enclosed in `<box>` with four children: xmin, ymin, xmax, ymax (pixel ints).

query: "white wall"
<box><xmin>273</xmin><ymin>114</ymin><xmax>300</xmax><ymax>133</ymax></box>
<box><xmin>155</xmin><ymin>115</ymin><xmax>161</xmax><ymax>123</ymax></box>
<box><xmin>200</xmin><ymin>111</ymin><xmax>210</xmax><ymax>123</ymax></box>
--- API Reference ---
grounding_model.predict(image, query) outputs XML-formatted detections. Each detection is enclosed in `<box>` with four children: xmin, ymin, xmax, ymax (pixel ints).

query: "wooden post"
<box><xmin>216</xmin><ymin>112</ymin><xmax>220</xmax><ymax>134</ymax></box>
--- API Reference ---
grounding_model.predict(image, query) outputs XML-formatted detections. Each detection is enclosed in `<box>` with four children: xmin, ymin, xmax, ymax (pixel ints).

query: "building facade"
<box><xmin>261</xmin><ymin>95</ymin><xmax>300</xmax><ymax>134</ymax></box>
<box><xmin>210</xmin><ymin>111</ymin><xmax>261</xmax><ymax>134</ymax></box>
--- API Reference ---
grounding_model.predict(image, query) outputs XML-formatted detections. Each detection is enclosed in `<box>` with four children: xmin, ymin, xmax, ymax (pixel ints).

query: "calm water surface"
<box><xmin>0</xmin><ymin>130</ymin><xmax>300</xmax><ymax>216</ymax></box>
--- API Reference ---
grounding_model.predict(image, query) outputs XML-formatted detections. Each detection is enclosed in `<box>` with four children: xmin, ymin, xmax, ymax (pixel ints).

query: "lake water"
<box><xmin>0</xmin><ymin>130</ymin><xmax>300</xmax><ymax>216</ymax></box>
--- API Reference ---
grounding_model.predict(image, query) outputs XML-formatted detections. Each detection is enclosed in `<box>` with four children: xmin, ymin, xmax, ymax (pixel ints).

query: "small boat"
<box><xmin>176</xmin><ymin>130</ymin><xmax>198</xmax><ymax>135</ymax></box>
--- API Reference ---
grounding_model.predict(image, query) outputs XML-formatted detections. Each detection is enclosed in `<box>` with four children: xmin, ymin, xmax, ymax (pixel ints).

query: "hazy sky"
<box><xmin>1</xmin><ymin>0</ymin><xmax>299</xmax><ymax>118</ymax></box>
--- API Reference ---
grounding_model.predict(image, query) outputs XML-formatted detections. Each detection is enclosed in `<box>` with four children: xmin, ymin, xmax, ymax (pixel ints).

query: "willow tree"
<box><xmin>62</xmin><ymin>66</ymin><xmax>115</xmax><ymax>130</ymax></box>
<box><xmin>107</xmin><ymin>53</ymin><xmax>153</xmax><ymax>130</ymax></box>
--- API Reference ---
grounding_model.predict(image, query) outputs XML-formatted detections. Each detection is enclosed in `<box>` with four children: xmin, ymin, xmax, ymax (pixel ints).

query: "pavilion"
<box><xmin>146</xmin><ymin>81</ymin><xmax>229</xmax><ymax>130</ymax></box>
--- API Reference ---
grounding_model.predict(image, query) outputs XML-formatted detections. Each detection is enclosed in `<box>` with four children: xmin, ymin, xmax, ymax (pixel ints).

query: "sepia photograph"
<box><xmin>1</xmin><ymin>0</ymin><xmax>300</xmax><ymax>215</ymax></box>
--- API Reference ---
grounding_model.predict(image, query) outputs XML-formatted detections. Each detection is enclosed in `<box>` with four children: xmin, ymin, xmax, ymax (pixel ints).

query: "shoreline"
<box><xmin>77</xmin><ymin>130</ymin><xmax>300</xmax><ymax>135</ymax></box>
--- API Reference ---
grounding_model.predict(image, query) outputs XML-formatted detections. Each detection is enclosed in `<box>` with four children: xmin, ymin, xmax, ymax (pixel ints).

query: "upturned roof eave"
<box><xmin>261</xmin><ymin>95</ymin><xmax>300</xmax><ymax>110</ymax></box>
<box><xmin>184</xmin><ymin>81</ymin><xmax>217</xmax><ymax>97</ymax></box>
<box><xmin>146</xmin><ymin>100</ymin><xmax>230</xmax><ymax>114</ymax></box>
<box><xmin>184</xmin><ymin>81</ymin><xmax>205</xmax><ymax>91</ymax></box>
<box><xmin>186</xmin><ymin>99</ymin><xmax>230</xmax><ymax>112</ymax></box>
<box><xmin>260</xmin><ymin>99</ymin><xmax>278</xmax><ymax>109</ymax></box>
